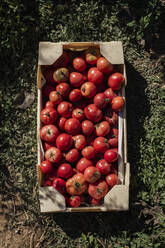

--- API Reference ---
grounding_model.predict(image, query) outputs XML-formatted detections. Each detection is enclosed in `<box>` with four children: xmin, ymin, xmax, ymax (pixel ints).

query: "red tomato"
<box><xmin>111</xmin><ymin>96</ymin><xmax>125</xmax><ymax>111</ymax></box>
<box><xmin>66</xmin><ymin>173</ymin><xmax>88</xmax><ymax>195</ymax></box>
<box><xmin>96</xmin><ymin>159</ymin><xmax>111</xmax><ymax>175</ymax></box>
<box><xmin>49</xmin><ymin>91</ymin><xmax>62</xmax><ymax>104</ymax></box>
<box><xmin>93</xmin><ymin>137</ymin><xmax>109</xmax><ymax>153</ymax></box>
<box><xmin>58</xmin><ymin>117</ymin><xmax>67</xmax><ymax>130</ymax></box>
<box><xmin>43</xmin><ymin>69</ymin><xmax>55</xmax><ymax>84</ymax></box>
<box><xmin>108</xmin><ymin>72</ymin><xmax>124</xmax><ymax>90</ymax></box>
<box><xmin>45</xmin><ymin>147</ymin><xmax>62</xmax><ymax>163</ymax></box>
<box><xmin>88</xmin><ymin>179</ymin><xmax>109</xmax><ymax>199</ymax></box>
<box><xmin>43</xmin><ymin>141</ymin><xmax>56</xmax><ymax>151</ymax></box>
<box><xmin>40</xmin><ymin>107</ymin><xmax>57</xmax><ymax>125</ymax></box>
<box><xmin>110</xmin><ymin>128</ymin><xmax>118</xmax><ymax>137</ymax></box>
<box><xmin>65</xmin><ymin>148</ymin><xmax>79</xmax><ymax>162</ymax></box>
<box><xmin>94</xmin><ymin>93</ymin><xmax>110</xmax><ymax>109</ymax></box>
<box><xmin>43</xmin><ymin>179</ymin><xmax>52</xmax><ymax>187</ymax></box>
<box><xmin>57</xmin><ymin>101</ymin><xmax>73</xmax><ymax>118</ymax></box>
<box><xmin>97</xmin><ymin>57</ymin><xmax>113</xmax><ymax>74</ymax></box>
<box><xmin>85</xmin><ymin>47</ymin><xmax>101</xmax><ymax>65</ymax></box>
<box><xmin>88</xmin><ymin>67</ymin><xmax>103</xmax><ymax>85</ymax></box>
<box><xmin>104</xmin><ymin>109</ymin><xmax>118</xmax><ymax>126</ymax></box>
<box><xmin>106</xmin><ymin>174</ymin><xmax>119</xmax><ymax>188</ymax></box>
<box><xmin>73</xmin><ymin>57</ymin><xmax>87</xmax><ymax>72</ymax></box>
<box><xmin>52</xmin><ymin>51</ymin><xmax>69</xmax><ymax>68</ymax></box>
<box><xmin>90</xmin><ymin>197</ymin><xmax>102</xmax><ymax>206</ymax></box>
<box><xmin>84</xmin><ymin>104</ymin><xmax>103</xmax><ymax>123</ymax></box>
<box><xmin>69</xmin><ymin>89</ymin><xmax>82</xmax><ymax>102</ymax></box>
<box><xmin>45</xmin><ymin>101</ymin><xmax>55</xmax><ymax>108</ymax></box>
<box><xmin>45</xmin><ymin>169</ymin><xmax>57</xmax><ymax>181</ymax></box>
<box><xmin>104</xmin><ymin>149</ymin><xmax>118</xmax><ymax>163</ymax></box>
<box><xmin>81</xmin><ymin>120</ymin><xmax>94</xmax><ymax>136</ymax></box>
<box><xmin>42</xmin><ymin>84</ymin><xmax>56</xmax><ymax>98</ymax></box>
<box><xmin>53</xmin><ymin>178</ymin><xmax>66</xmax><ymax>194</ymax></box>
<box><xmin>81</xmin><ymin>82</ymin><xmax>96</xmax><ymax>98</ymax></box>
<box><xmin>104</xmin><ymin>88</ymin><xmax>117</xmax><ymax>102</ymax></box>
<box><xmin>56</xmin><ymin>83</ymin><xmax>71</xmax><ymax>97</ymax></box>
<box><xmin>53</xmin><ymin>67</ymin><xmax>69</xmax><ymax>83</ymax></box>
<box><xmin>64</xmin><ymin>118</ymin><xmax>81</xmax><ymax>135</ymax></box>
<box><xmin>72</xmin><ymin>108</ymin><xmax>84</xmax><ymax>121</ymax></box>
<box><xmin>76</xmin><ymin>158</ymin><xmax>93</xmax><ymax>173</ymax></box>
<box><xmin>40</xmin><ymin>125</ymin><xmax>59</xmax><ymax>143</ymax></box>
<box><xmin>57</xmin><ymin>163</ymin><xmax>73</xmax><ymax>179</ymax></box>
<box><xmin>69</xmin><ymin>196</ymin><xmax>81</xmax><ymax>207</ymax></box>
<box><xmin>95</xmin><ymin>121</ymin><xmax>110</xmax><ymax>137</ymax></box>
<box><xmin>69</xmin><ymin>72</ymin><xmax>84</xmax><ymax>87</ymax></box>
<box><xmin>84</xmin><ymin>166</ymin><xmax>101</xmax><ymax>183</ymax></box>
<box><xmin>40</xmin><ymin>160</ymin><xmax>54</xmax><ymax>174</ymax></box>
<box><xmin>81</xmin><ymin>146</ymin><xmax>95</xmax><ymax>159</ymax></box>
<box><xmin>73</xmin><ymin>135</ymin><xmax>87</xmax><ymax>150</ymax></box>
<box><xmin>108</xmin><ymin>137</ymin><xmax>118</xmax><ymax>148</ymax></box>
<box><xmin>56</xmin><ymin>133</ymin><xmax>73</xmax><ymax>151</ymax></box>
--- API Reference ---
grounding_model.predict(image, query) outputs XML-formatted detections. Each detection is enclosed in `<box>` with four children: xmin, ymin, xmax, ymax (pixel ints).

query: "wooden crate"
<box><xmin>37</xmin><ymin>42</ymin><xmax>130</xmax><ymax>213</ymax></box>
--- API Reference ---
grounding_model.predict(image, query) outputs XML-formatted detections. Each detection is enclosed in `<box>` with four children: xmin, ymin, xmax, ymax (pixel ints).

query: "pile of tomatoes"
<box><xmin>39</xmin><ymin>47</ymin><xmax>125</xmax><ymax>208</ymax></box>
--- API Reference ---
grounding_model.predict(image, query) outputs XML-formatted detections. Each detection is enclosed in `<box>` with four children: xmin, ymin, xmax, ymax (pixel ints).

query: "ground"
<box><xmin>0</xmin><ymin>0</ymin><xmax>165</xmax><ymax>247</ymax></box>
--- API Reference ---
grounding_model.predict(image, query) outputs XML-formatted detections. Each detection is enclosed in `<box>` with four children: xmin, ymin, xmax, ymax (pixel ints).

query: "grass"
<box><xmin>0</xmin><ymin>0</ymin><xmax>165</xmax><ymax>247</ymax></box>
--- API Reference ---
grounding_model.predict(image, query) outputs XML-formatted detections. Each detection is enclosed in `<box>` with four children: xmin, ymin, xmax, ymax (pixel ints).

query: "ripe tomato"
<box><xmin>88</xmin><ymin>67</ymin><xmax>103</xmax><ymax>85</ymax></box>
<box><xmin>45</xmin><ymin>169</ymin><xmax>57</xmax><ymax>181</ymax></box>
<box><xmin>43</xmin><ymin>179</ymin><xmax>52</xmax><ymax>187</ymax></box>
<box><xmin>85</xmin><ymin>47</ymin><xmax>101</xmax><ymax>65</ymax></box>
<box><xmin>73</xmin><ymin>134</ymin><xmax>87</xmax><ymax>150</ymax></box>
<box><xmin>108</xmin><ymin>72</ymin><xmax>124</xmax><ymax>90</ymax></box>
<box><xmin>40</xmin><ymin>160</ymin><xmax>54</xmax><ymax>174</ymax></box>
<box><xmin>42</xmin><ymin>84</ymin><xmax>56</xmax><ymax>98</ymax></box>
<box><xmin>81</xmin><ymin>120</ymin><xmax>94</xmax><ymax>136</ymax></box>
<box><xmin>84</xmin><ymin>166</ymin><xmax>101</xmax><ymax>183</ymax></box>
<box><xmin>43</xmin><ymin>141</ymin><xmax>56</xmax><ymax>151</ymax></box>
<box><xmin>111</xmin><ymin>96</ymin><xmax>125</xmax><ymax>111</ymax></box>
<box><xmin>76</xmin><ymin>158</ymin><xmax>93</xmax><ymax>173</ymax></box>
<box><xmin>97</xmin><ymin>57</ymin><xmax>113</xmax><ymax>74</ymax></box>
<box><xmin>90</xmin><ymin>197</ymin><xmax>102</xmax><ymax>206</ymax></box>
<box><xmin>104</xmin><ymin>149</ymin><xmax>118</xmax><ymax>163</ymax></box>
<box><xmin>40</xmin><ymin>125</ymin><xmax>59</xmax><ymax>143</ymax></box>
<box><xmin>40</xmin><ymin>107</ymin><xmax>57</xmax><ymax>125</ymax></box>
<box><xmin>66</xmin><ymin>173</ymin><xmax>88</xmax><ymax>195</ymax></box>
<box><xmin>43</xmin><ymin>69</ymin><xmax>55</xmax><ymax>84</ymax></box>
<box><xmin>58</xmin><ymin>117</ymin><xmax>67</xmax><ymax>130</ymax></box>
<box><xmin>69</xmin><ymin>72</ymin><xmax>84</xmax><ymax>87</ymax></box>
<box><xmin>96</xmin><ymin>159</ymin><xmax>111</xmax><ymax>175</ymax></box>
<box><xmin>69</xmin><ymin>89</ymin><xmax>82</xmax><ymax>102</ymax></box>
<box><xmin>95</xmin><ymin>121</ymin><xmax>110</xmax><ymax>137</ymax></box>
<box><xmin>94</xmin><ymin>93</ymin><xmax>110</xmax><ymax>109</ymax></box>
<box><xmin>52</xmin><ymin>51</ymin><xmax>69</xmax><ymax>68</ymax></box>
<box><xmin>104</xmin><ymin>88</ymin><xmax>117</xmax><ymax>102</ymax></box>
<box><xmin>53</xmin><ymin>178</ymin><xmax>66</xmax><ymax>195</ymax></box>
<box><xmin>69</xmin><ymin>196</ymin><xmax>81</xmax><ymax>207</ymax></box>
<box><xmin>93</xmin><ymin>137</ymin><xmax>109</xmax><ymax>153</ymax></box>
<box><xmin>53</xmin><ymin>67</ymin><xmax>69</xmax><ymax>83</ymax></box>
<box><xmin>72</xmin><ymin>108</ymin><xmax>84</xmax><ymax>122</ymax></box>
<box><xmin>56</xmin><ymin>133</ymin><xmax>73</xmax><ymax>151</ymax></box>
<box><xmin>45</xmin><ymin>101</ymin><xmax>55</xmax><ymax>109</ymax></box>
<box><xmin>65</xmin><ymin>148</ymin><xmax>79</xmax><ymax>162</ymax></box>
<box><xmin>64</xmin><ymin>118</ymin><xmax>81</xmax><ymax>135</ymax></box>
<box><xmin>45</xmin><ymin>147</ymin><xmax>62</xmax><ymax>163</ymax></box>
<box><xmin>81</xmin><ymin>82</ymin><xmax>96</xmax><ymax>99</ymax></box>
<box><xmin>108</xmin><ymin>137</ymin><xmax>118</xmax><ymax>148</ymax></box>
<box><xmin>57</xmin><ymin>163</ymin><xmax>73</xmax><ymax>179</ymax></box>
<box><xmin>84</xmin><ymin>104</ymin><xmax>103</xmax><ymax>123</ymax></box>
<box><xmin>56</xmin><ymin>83</ymin><xmax>71</xmax><ymax>97</ymax></box>
<box><xmin>88</xmin><ymin>179</ymin><xmax>109</xmax><ymax>199</ymax></box>
<box><xmin>57</xmin><ymin>101</ymin><xmax>73</xmax><ymax>118</ymax></box>
<box><xmin>49</xmin><ymin>91</ymin><xmax>62</xmax><ymax>104</ymax></box>
<box><xmin>106</xmin><ymin>174</ymin><xmax>119</xmax><ymax>188</ymax></box>
<box><xmin>73</xmin><ymin>57</ymin><xmax>87</xmax><ymax>72</ymax></box>
<box><xmin>104</xmin><ymin>109</ymin><xmax>118</xmax><ymax>126</ymax></box>
<box><xmin>81</xmin><ymin>146</ymin><xmax>95</xmax><ymax>159</ymax></box>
